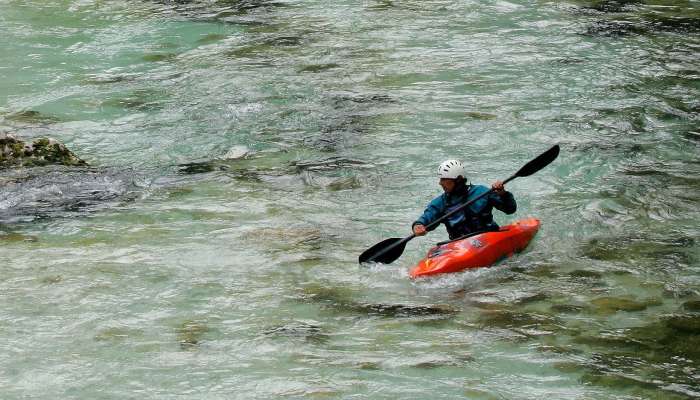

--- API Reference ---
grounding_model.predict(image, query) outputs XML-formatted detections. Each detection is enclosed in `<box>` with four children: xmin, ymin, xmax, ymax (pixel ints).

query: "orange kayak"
<box><xmin>409</xmin><ymin>218</ymin><xmax>540</xmax><ymax>278</ymax></box>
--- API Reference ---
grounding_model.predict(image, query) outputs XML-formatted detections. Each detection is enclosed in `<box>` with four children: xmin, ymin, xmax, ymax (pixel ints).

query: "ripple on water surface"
<box><xmin>1</xmin><ymin>0</ymin><xmax>699</xmax><ymax>398</ymax></box>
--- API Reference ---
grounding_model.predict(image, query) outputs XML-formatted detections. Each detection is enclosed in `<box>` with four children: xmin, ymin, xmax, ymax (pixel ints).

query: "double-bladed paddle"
<box><xmin>358</xmin><ymin>144</ymin><xmax>560</xmax><ymax>264</ymax></box>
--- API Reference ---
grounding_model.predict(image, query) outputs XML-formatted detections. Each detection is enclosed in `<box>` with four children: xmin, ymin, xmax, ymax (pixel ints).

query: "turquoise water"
<box><xmin>1</xmin><ymin>0</ymin><xmax>699</xmax><ymax>398</ymax></box>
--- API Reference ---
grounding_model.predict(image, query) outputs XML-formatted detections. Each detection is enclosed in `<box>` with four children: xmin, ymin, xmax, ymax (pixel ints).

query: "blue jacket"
<box><xmin>413</xmin><ymin>184</ymin><xmax>516</xmax><ymax>240</ymax></box>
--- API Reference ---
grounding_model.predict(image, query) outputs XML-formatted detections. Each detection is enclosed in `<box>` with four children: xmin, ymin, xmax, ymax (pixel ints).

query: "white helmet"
<box><xmin>437</xmin><ymin>159</ymin><xmax>466</xmax><ymax>180</ymax></box>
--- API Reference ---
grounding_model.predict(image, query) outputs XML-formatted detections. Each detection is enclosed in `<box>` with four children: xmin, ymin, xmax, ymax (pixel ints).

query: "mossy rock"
<box><xmin>0</xmin><ymin>133</ymin><xmax>86</xmax><ymax>168</ymax></box>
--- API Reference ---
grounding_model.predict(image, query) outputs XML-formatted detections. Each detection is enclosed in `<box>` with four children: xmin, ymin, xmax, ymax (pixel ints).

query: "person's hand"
<box><xmin>491</xmin><ymin>180</ymin><xmax>506</xmax><ymax>195</ymax></box>
<box><xmin>413</xmin><ymin>224</ymin><xmax>427</xmax><ymax>236</ymax></box>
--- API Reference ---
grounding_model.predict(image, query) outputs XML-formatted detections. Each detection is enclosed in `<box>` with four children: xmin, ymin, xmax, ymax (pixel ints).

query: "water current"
<box><xmin>1</xmin><ymin>0</ymin><xmax>699</xmax><ymax>398</ymax></box>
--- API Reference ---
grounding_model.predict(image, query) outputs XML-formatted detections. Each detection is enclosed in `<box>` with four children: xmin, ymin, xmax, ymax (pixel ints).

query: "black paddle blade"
<box><xmin>514</xmin><ymin>144</ymin><xmax>560</xmax><ymax>178</ymax></box>
<box><xmin>358</xmin><ymin>237</ymin><xmax>407</xmax><ymax>264</ymax></box>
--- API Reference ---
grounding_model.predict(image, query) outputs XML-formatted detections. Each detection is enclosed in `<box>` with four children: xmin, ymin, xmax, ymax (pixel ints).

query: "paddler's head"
<box><xmin>437</xmin><ymin>160</ymin><xmax>467</xmax><ymax>194</ymax></box>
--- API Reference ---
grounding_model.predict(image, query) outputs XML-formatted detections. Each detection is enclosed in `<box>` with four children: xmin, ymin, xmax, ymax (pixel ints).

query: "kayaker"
<box><xmin>412</xmin><ymin>160</ymin><xmax>517</xmax><ymax>240</ymax></box>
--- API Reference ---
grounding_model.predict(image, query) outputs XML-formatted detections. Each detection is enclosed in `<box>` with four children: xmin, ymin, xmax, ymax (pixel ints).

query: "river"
<box><xmin>1</xmin><ymin>0</ymin><xmax>699</xmax><ymax>398</ymax></box>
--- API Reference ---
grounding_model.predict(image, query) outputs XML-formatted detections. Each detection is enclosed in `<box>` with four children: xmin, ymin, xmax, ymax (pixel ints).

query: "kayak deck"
<box><xmin>409</xmin><ymin>218</ymin><xmax>540</xmax><ymax>278</ymax></box>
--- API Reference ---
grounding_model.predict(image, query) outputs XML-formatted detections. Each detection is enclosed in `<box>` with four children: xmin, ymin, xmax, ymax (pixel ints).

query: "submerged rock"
<box><xmin>2</xmin><ymin>110</ymin><xmax>61</xmax><ymax>124</ymax></box>
<box><xmin>262</xmin><ymin>321</ymin><xmax>328</xmax><ymax>343</ymax></box>
<box><xmin>682</xmin><ymin>300</ymin><xmax>700</xmax><ymax>312</ymax></box>
<box><xmin>358</xmin><ymin>302</ymin><xmax>457</xmax><ymax>317</ymax></box>
<box><xmin>550</xmin><ymin>304</ymin><xmax>584</xmax><ymax>314</ymax></box>
<box><xmin>569</xmin><ymin>269</ymin><xmax>603</xmax><ymax>279</ymax></box>
<box><xmin>0</xmin><ymin>133</ymin><xmax>86</xmax><ymax>169</ymax></box>
<box><xmin>94</xmin><ymin>327</ymin><xmax>144</xmax><ymax>342</ymax></box>
<box><xmin>478</xmin><ymin>309</ymin><xmax>557</xmax><ymax>329</ymax></box>
<box><xmin>584</xmin><ymin>20</ymin><xmax>647</xmax><ymax>36</ymax></box>
<box><xmin>585</xmin><ymin>0</ymin><xmax>643</xmax><ymax>13</ymax></box>
<box><xmin>0</xmin><ymin>232</ymin><xmax>38</xmax><ymax>242</ymax></box>
<box><xmin>590</xmin><ymin>296</ymin><xmax>657</xmax><ymax>314</ymax></box>
<box><xmin>0</xmin><ymin>166</ymin><xmax>141</xmax><ymax>223</ymax></box>
<box><xmin>298</xmin><ymin>63</ymin><xmax>341</xmax><ymax>73</ymax></box>
<box><xmin>299</xmin><ymin>284</ymin><xmax>457</xmax><ymax>318</ymax></box>
<box><xmin>663</xmin><ymin>314</ymin><xmax>700</xmax><ymax>334</ymax></box>
<box><xmin>177</xmin><ymin>320</ymin><xmax>209</xmax><ymax>349</ymax></box>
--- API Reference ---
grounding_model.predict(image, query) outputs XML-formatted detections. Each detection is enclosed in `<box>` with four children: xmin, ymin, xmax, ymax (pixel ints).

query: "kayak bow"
<box><xmin>409</xmin><ymin>218</ymin><xmax>540</xmax><ymax>278</ymax></box>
